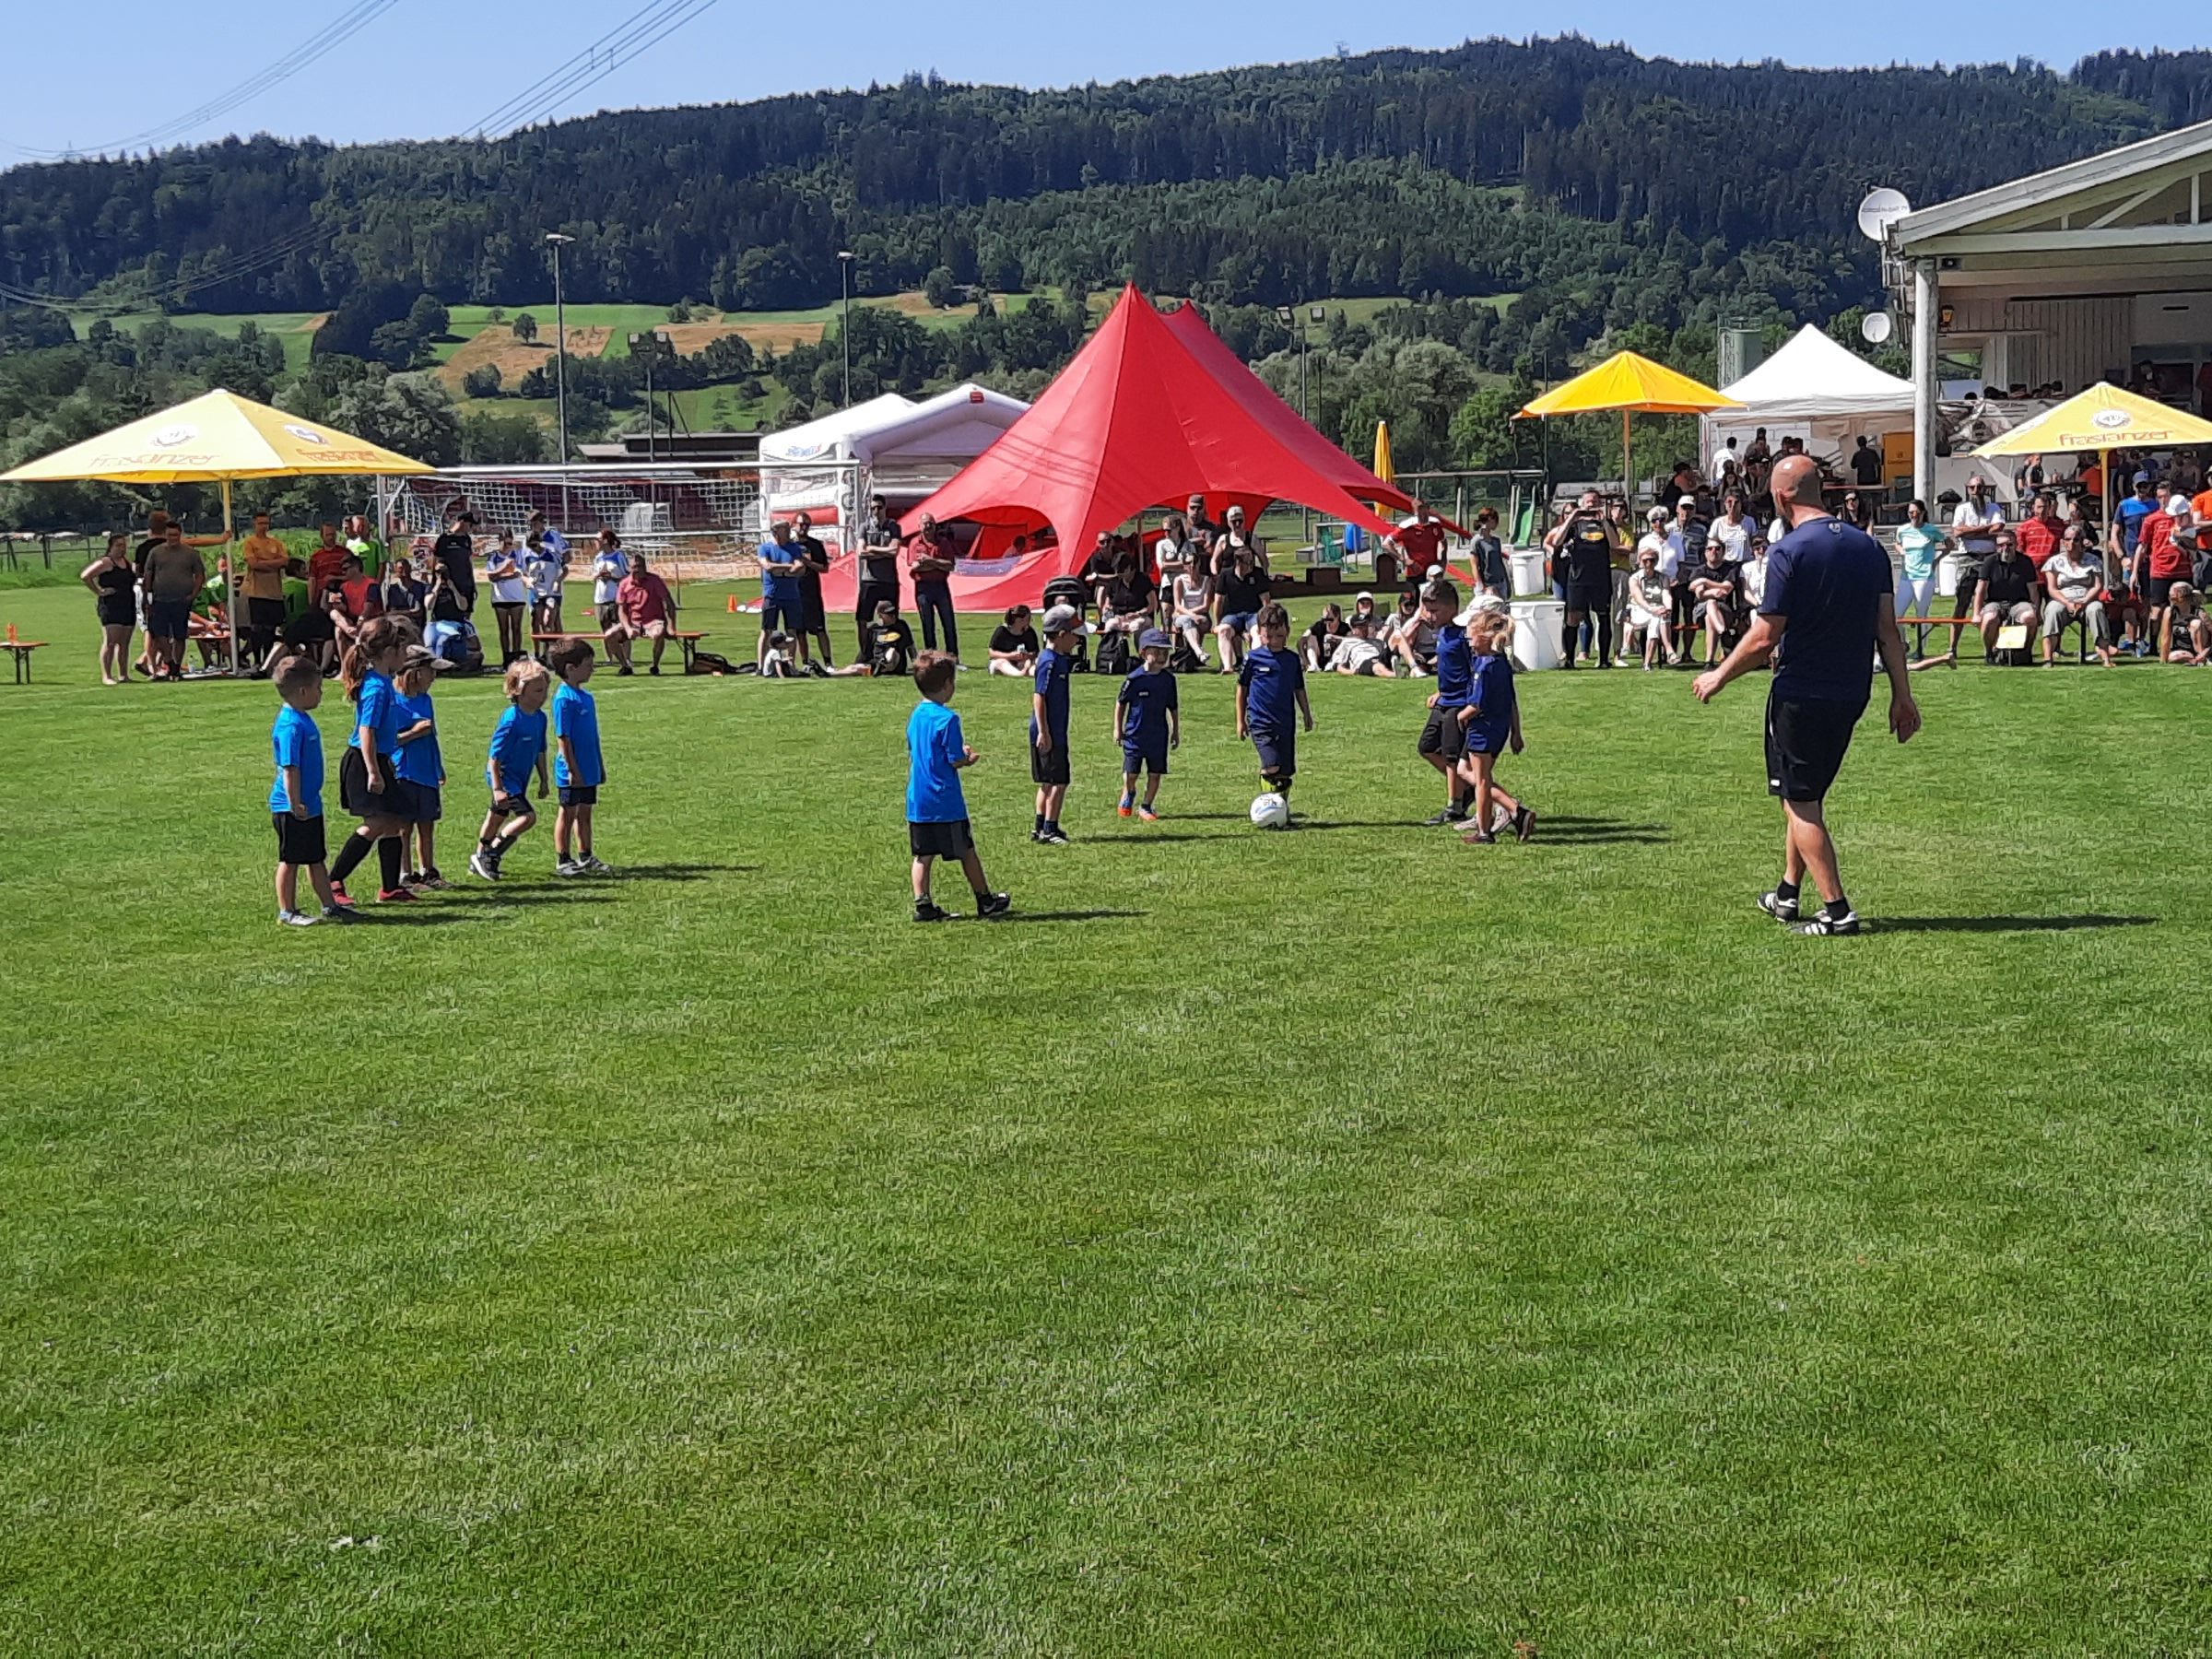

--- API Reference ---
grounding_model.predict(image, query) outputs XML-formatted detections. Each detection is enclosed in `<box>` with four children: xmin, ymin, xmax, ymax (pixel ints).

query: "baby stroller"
<box><xmin>1041</xmin><ymin>575</ymin><xmax>1091</xmax><ymax>671</ymax></box>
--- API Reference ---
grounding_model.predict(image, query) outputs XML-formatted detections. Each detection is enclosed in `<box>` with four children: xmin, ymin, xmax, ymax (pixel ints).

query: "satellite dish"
<box><xmin>1857</xmin><ymin>187</ymin><xmax>1912</xmax><ymax>242</ymax></box>
<box><xmin>1861</xmin><ymin>312</ymin><xmax>1895</xmax><ymax>346</ymax></box>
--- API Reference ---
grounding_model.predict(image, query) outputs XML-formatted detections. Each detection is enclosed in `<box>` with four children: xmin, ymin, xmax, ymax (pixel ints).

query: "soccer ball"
<box><xmin>1250</xmin><ymin>792</ymin><xmax>1289</xmax><ymax>829</ymax></box>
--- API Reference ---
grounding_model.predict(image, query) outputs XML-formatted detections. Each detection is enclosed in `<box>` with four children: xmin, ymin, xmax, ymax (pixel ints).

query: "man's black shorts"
<box><xmin>272</xmin><ymin>811</ymin><xmax>327</xmax><ymax>866</ymax></box>
<box><xmin>1766</xmin><ymin>693</ymin><xmax>1865</xmax><ymax>803</ymax></box>
<box><xmin>909</xmin><ymin>818</ymin><xmax>975</xmax><ymax>859</ymax></box>
<box><xmin>558</xmin><ymin>783</ymin><xmax>599</xmax><ymax>807</ymax></box>
<box><xmin>1030</xmin><ymin>734</ymin><xmax>1071</xmax><ymax>786</ymax></box>
<box><xmin>2147</xmin><ymin>573</ymin><xmax>2185</xmax><ymax>609</ymax></box>
<box><xmin>1566</xmin><ymin>581</ymin><xmax>1612</xmax><ymax>614</ymax></box>
<box><xmin>1417</xmin><ymin>704</ymin><xmax>1468</xmax><ymax>761</ymax></box>
<box><xmin>1253</xmin><ymin>726</ymin><xmax>1296</xmax><ymax>779</ymax></box>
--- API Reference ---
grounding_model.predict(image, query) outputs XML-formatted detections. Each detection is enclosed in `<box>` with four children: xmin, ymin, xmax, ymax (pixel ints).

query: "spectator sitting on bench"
<box><xmin>616</xmin><ymin>553</ymin><xmax>679</xmax><ymax>677</ymax></box>
<box><xmin>987</xmin><ymin>605</ymin><xmax>1040</xmax><ymax>678</ymax></box>
<box><xmin>1621</xmin><ymin>543</ymin><xmax>1675</xmax><ymax>669</ymax></box>
<box><xmin>1100</xmin><ymin>551</ymin><xmax>1155</xmax><ymax>648</ymax></box>
<box><xmin>2040</xmin><ymin>523</ymin><xmax>2116</xmax><ymax>667</ymax></box>
<box><xmin>1687</xmin><ymin>534</ymin><xmax>1743</xmax><ymax>667</ymax></box>
<box><xmin>1211</xmin><ymin>541</ymin><xmax>1270</xmax><ymax>674</ymax></box>
<box><xmin>2161</xmin><ymin>582</ymin><xmax>2210</xmax><ymax>663</ymax></box>
<box><xmin>1973</xmin><ymin>527</ymin><xmax>2041</xmax><ymax>658</ymax></box>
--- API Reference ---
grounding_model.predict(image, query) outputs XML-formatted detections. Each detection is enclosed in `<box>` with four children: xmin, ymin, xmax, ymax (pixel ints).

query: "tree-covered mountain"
<box><xmin>6</xmin><ymin>40</ymin><xmax>2212</xmax><ymax>327</ymax></box>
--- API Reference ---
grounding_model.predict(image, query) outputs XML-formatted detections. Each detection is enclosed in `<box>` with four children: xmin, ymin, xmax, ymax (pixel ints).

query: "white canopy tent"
<box><xmin>759</xmin><ymin>384</ymin><xmax>1030</xmax><ymax>548</ymax></box>
<box><xmin>1703</xmin><ymin>324</ymin><xmax>1915</xmax><ymax>486</ymax></box>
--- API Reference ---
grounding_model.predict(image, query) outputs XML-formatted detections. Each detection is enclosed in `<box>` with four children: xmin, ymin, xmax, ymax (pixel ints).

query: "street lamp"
<box><xmin>1277</xmin><ymin>305</ymin><xmax>1311</xmax><ymax>423</ymax></box>
<box><xmin>838</xmin><ymin>250</ymin><xmax>855</xmax><ymax>407</ymax></box>
<box><xmin>629</xmin><ymin>330</ymin><xmax>671</xmax><ymax>462</ymax></box>
<box><xmin>544</xmin><ymin>232</ymin><xmax>576</xmax><ymax>465</ymax></box>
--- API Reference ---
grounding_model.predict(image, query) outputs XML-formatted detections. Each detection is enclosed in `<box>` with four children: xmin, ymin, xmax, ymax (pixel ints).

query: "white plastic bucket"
<box><xmin>1937</xmin><ymin>552</ymin><xmax>1974</xmax><ymax>598</ymax></box>
<box><xmin>1510</xmin><ymin>598</ymin><xmax>1565</xmax><ymax>671</ymax></box>
<box><xmin>1508</xmin><ymin>548</ymin><xmax>1548</xmax><ymax>597</ymax></box>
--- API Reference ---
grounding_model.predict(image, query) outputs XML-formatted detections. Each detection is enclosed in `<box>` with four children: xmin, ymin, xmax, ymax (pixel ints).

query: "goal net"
<box><xmin>380</xmin><ymin>465</ymin><xmax>773</xmax><ymax>586</ymax></box>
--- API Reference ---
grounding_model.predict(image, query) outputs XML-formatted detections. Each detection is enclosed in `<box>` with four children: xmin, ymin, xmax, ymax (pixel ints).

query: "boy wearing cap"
<box><xmin>1030</xmin><ymin>603</ymin><xmax>1084</xmax><ymax>843</ymax></box>
<box><xmin>907</xmin><ymin>652</ymin><xmax>1011</xmax><ymax>922</ymax></box>
<box><xmin>1114</xmin><ymin>628</ymin><xmax>1181</xmax><ymax>820</ymax></box>
<box><xmin>1235</xmin><ymin>602</ymin><xmax>1313</xmax><ymax>826</ymax></box>
<box><xmin>1416</xmin><ymin>579</ymin><xmax>1476</xmax><ymax>825</ymax></box>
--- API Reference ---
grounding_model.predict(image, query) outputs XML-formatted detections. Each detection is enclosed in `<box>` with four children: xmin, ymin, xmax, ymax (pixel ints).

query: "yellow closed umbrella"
<box><xmin>4</xmin><ymin>388</ymin><xmax>434</xmax><ymax>674</ymax></box>
<box><xmin>1372</xmin><ymin>419</ymin><xmax>1395</xmax><ymax>489</ymax></box>
<box><xmin>1972</xmin><ymin>382</ymin><xmax>2212</xmax><ymax>544</ymax></box>
<box><xmin>1516</xmin><ymin>350</ymin><xmax>1740</xmax><ymax>508</ymax></box>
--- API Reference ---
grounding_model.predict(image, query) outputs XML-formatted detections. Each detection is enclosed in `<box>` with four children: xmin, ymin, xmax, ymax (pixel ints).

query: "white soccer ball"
<box><xmin>1250</xmin><ymin>792</ymin><xmax>1289</xmax><ymax>829</ymax></box>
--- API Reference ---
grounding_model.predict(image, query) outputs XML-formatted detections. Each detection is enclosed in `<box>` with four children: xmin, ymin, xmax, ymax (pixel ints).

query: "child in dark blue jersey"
<box><xmin>268</xmin><ymin>653</ymin><xmax>355</xmax><ymax>925</ymax></box>
<box><xmin>1414</xmin><ymin>579</ymin><xmax>1476</xmax><ymax>825</ymax></box>
<box><xmin>1457</xmin><ymin>608</ymin><xmax>1535</xmax><ymax>844</ymax></box>
<box><xmin>470</xmin><ymin>658</ymin><xmax>553</xmax><ymax>882</ymax></box>
<box><xmin>1114</xmin><ymin>628</ymin><xmax>1181</xmax><ymax>821</ymax></box>
<box><xmin>392</xmin><ymin>644</ymin><xmax>451</xmax><ymax>889</ymax></box>
<box><xmin>907</xmin><ymin>651</ymin><xmax>1011</xmax><ymax>922</ymax></box>
<box><xmin>1029</xmin><ymin>603</ymin><xmax>1085</xmax><ymax>844</ymax></box>
<box><xmin>1235</xmin><ymin>602</ymin><xmax>1313</xmax><ymax>828</ymax></box>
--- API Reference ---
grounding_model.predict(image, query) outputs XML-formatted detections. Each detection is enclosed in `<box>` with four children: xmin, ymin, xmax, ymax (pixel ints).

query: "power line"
<box><xmin>470</xmin><ymin>0</ymin><xmax>718</xmax><ymax>138</ymax></box>
<box><xmin>7</xmin><ymin>0</ymin><xmax>400</xmax><ymax>159</ymax></box>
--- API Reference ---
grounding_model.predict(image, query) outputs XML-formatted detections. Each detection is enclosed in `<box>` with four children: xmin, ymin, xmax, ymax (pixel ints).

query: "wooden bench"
<box><xmin>534</xmin><ymin>629</ymin><xmax>708</xmax><ymax>671</ymax></box>
<box><xmin>2</xmin><ymin>638</ymin><xmax>48</xmax><ymax>682</ymax></box>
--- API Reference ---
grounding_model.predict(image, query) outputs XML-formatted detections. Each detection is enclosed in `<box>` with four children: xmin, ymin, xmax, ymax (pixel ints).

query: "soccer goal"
<box><xmin>377</xmin><ymin>465</ymin><xmax>782</xmax><ymax>585</ymax></box>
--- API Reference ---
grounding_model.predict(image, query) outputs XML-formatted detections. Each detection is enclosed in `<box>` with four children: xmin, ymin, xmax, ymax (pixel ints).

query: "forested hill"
<box><xmin>6</xmin><ymin>41</ymin><xmax>2212</xmax><ymax>324</ymax></box>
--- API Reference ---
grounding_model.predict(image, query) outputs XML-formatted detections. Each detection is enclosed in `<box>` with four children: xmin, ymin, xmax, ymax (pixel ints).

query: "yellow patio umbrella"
<box><xmin>3</xmin><ymin>388</ymin><xmax>434</xmax><ymax>674</ymax></box>
<box><xmin>1516</xmin><ymin>350</ymin><xmax>1740</xmax><ymax>507</ymax></box>
<box><xmin>1372</xmin><ymin>419</ymin><xmax>1395</xmax><ymax>489</ymax></box>
<box><xmin>1972</xmin><ymin>382</ymin><xmax>2212</xmax><ymax>543</ymax></box>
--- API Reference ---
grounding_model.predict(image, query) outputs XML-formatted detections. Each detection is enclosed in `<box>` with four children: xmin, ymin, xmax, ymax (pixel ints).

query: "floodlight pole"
<box><xmin>838</xmin><ymin>251</ymin><xmax>855</xmax><ymax>407</ymax></box>
<box><xmin>546</xmin><ymin>233</ymin><xmax>575</xmax><ymax>465</ymax></box>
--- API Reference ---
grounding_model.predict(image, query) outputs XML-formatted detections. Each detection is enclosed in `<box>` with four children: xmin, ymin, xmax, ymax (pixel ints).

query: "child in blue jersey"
<box><xmin>548</xmin><ymin>637</ymin><xmax>611</xmax><ymax>875</ymax></box>
<box><xmin>1029</xmin><ymin>603</ymin><xmax>1085</xmax><ymax>844</ymax></box>
<box><xmin>326</xmin><ymin>615</ymin><xmax>418</xmax><ymax>905</ymax></box>
<box><xmin>1414</xmin><ymin>579</ymin><xmax>1477</xmax><ymax>824</ymax></box>
<box><xmin>1234</xmin><ymin>602</ymin><xmax>1313</xmax><ymax>828</ymax></box>
<box><xmin>907</xmin><ymin>652</ymin><xmax>1010</xmax><ymax>922</ymax></box>
<box><xmin>267</xmin><ymin>653</ymin><xmax>353</xmax><ymax>926</ymax></box>
<box><xmin>392</xmin><ymin>644</ymin><xmax>452</xmax><ymax>889</ymax></box>
<box><xmin>470</xmin><ymin>658</ymin><xmax>553</xmax><ymax>882</ymax></box>
<box><xmin>1457</xmin><ymin>607</ymin><xmax>1535</xmax><ymax>844</ymax></box>
<box><xmin>1114</xmin><ymin>628</ymin><xmax>1180</xmax><ymax>820</ymax></box>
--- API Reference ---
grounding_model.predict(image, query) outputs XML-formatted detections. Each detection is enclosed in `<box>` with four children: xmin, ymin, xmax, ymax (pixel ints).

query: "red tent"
<box><xmin>818</xmin><ymin>285</ymin><xmax>1414</xmax><ymax>613</ymax></box>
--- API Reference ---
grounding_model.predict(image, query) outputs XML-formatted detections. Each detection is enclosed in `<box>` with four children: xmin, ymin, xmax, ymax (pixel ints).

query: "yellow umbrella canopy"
<box><xmin>1515</xmin><ymin>351</ymin><xmax>1738</xmax><ymax>507</ymax></box>
<box><xmin>1971</xmin><ymin>382</ymin><xmax>2212</xmax><ymax>457</ymax></box>
<box><xmin>1</xmin><ymin>387</ymin><xmax>433</xmax><ymax>484</ymax></box>
<box><xmin>1372</xmin><ymin>419</ymin><xmax>1395</xmax><ymax>487</ymax></box>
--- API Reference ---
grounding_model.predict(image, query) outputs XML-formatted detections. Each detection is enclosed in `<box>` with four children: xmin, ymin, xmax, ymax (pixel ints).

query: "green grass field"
<box><xmin>6</xmin><ymin>574</ymin><xmax>2210</xmax><ymax>1653</ymax></box>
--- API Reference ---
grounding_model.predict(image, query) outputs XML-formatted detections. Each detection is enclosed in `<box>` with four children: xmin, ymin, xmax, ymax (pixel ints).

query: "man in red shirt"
<box><xmin>2146</xmin><ymin>497</ymin><xmax>2196</xmax><ymax>641</ymax></box>
<box><xmin>1387</xmin><ymin>500</ymin><xmax>1448</xmax><ymax>584</ymax></box>
<box><xmin>616</xmin><ymin>551</ymin><xmax>679</xmax><ymax>675</ymax></box>
<box><xmin>2014</xmin><ymin>492</ymin><xmax>2064</xmax><ymax>569</ymax></box>
<box><xmin>306</xmin><ymin>519</ymin><xmax>351</xmax><ymax>601</ymax></box>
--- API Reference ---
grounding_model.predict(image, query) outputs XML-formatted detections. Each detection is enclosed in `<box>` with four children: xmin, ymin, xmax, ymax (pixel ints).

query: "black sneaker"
<box><xmin>1421</xmin><ymin>809</ymin><xmax>1468</xmax><ymax>827</ymax></box>
<box><xmin>618</xmin><ymin>664</ymin><xmax>635</xmax><ymax>677</ymax></box>
<box><xmin>1795</xmin><ymin>909</ymin><xmax>1862</xmax><ymax>936</ymax></box>
<box><xmin>1035</xmin><ymin>826</ymin><xmax>1071</xmax><ymax>845</ymax></box>
<box><xmin>913</xmin><ymin>900</ymin><xmax>955</xmax><ymax>923</ymax></box>
<box><xmin>1758</xmin><ymin>890</ymin><xmax>1801</xmax><ymax>924</ymax></box>
<box><xmin>976</xmin><ymin>891</ymin><xmax>1012</xmax><ymax>920</ymax></box>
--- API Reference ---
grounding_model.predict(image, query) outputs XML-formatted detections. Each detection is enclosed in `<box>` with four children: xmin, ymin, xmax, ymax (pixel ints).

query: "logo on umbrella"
<box><xmin>2093</xmin><ymin>409</ymin><xmax>2131</xmax><ymax>429</ymax></box>
<box><xmin>149</xmin><ymin>424</ymin><xmax>197</xmax><ymax>448</ymax></box>
<box><xmin>284</xmin><ymin>424</ymin><xmax>330</xmax><ymax>444</ymax></box>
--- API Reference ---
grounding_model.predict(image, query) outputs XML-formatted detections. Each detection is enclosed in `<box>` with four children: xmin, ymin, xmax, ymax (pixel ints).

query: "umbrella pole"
<box><xmin>1623</xmin><ymin>410</ymin><xmax>1633</xmax><ymax>511</ymax></box>
<box><xmin>223</xmin><ymin>478</ymin><xmax>240</xmax><ymax>678</ymax></box>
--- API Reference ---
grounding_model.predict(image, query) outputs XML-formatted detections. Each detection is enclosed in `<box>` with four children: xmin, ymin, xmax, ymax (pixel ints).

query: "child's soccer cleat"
<box><xmin>320</xmin><ymin>905</ymin><xmax>364</xmax><ymax>924</ymax></box>
<box><xmin>580</xmin><ymin>854</ymin><xmax>614</xmax><ymax>875</ymax></box>
<box><xmin>913</xmin><ymin>900</ymin><xmax>955</xmax><ymax>923</ymax></box>
<box><xmin>1035</xmin><ymin>826</ymin><xmax>1071</xmax><ymax>845</ymax></box>
<box><xmin>377</xmin><ymin>885</ymin><xmax>418</xmax><ymax>902</ymax></box>
<box><xmin>328</xmin><ymin>881</ymin><xmax>358</xmax><ymax>909</ymax></box>
<box><xmin>1794</xmin><ymin>909</ymin><xmax>1862</xmax><ymax>936</ymax></box>
<box><xmin>278</xmin><ymin>909</ymin><xmax>318</xmax><ymax>927</ymax></box>
<box><xmin>1758</xmin><ymin>890</ymin><xmax>1801</xmax><ymax>923</ymax></box>
<box><xmin>1461</xmin><ymin>826</ymin><xmax>1498</xmax><ymax>844</ymax></box>
<box><xmin>1421</xmin><ymin>808</ymin><xmax>1467</xmax><ymax>827</ymax></box>
<box><xmin>1118</xmin><ymin>794</ymin><xmax>1135</xmax><ymax>818</ymax></box>
<box><xmin>976</xmin><ymin>891</ymin><xmax>1012</xmax><ymax>920</ymax></box>
<box><xmin>1137</xmin><ymin>804</ymin><xmax>1159</xmax><ymax>823</ymax></box>
<box><xmin>417</xmin><ymin>870</ymin><xmax>453</xmax><ymax>891</ymax></box>
<box><xmin>1512</xmin><ymin>806</ymin><xmax>1537</xmax><ymax>843</ymax></box>
<box><xmin>555</xmin><ymin>858</ymin><xmax>587</xmax><ymax>877</ymax></box>
<box><xmin>399</xmin><ymin>872</ymin><xmax>430</xmax><ymax>893</ymax></box>
<box><xmin>467</xmin><ymin>849</ymin><xmax>501</xmax><ymax>882</ymax></box>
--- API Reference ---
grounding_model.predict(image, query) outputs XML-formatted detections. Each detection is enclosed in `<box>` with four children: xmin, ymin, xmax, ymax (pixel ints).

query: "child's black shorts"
<box><xmin>1030</xmin><ymin>735</ymin><xmax>1071</xmax><ymax>786</ymax></box>
<box><xmin>559</xmin><ymin>783</ymin><xmax>600</xmax><ymax>807</ymax></box>
<box><xmin>411</xmin><ymin>783</ymin><xmax>442</xmax><ymax>823</ymax></box>
<box><xmin>488</xmin><ymin>791</ymin><xmax>534</xmax><ymax>818</ymax></box>
<box><xmin>1252</xmin><ymin>726</ymin><xmax>1296</xmax><ymax>779</ymax></box>
<box><xmin>909</xmin><ymin>818</ymin><xmax>975</xmax><ymax>858</ymax></box>
<box><xmin>1417</xmin><ymin>704</ymin><xmax>1468</xmax><ymax>761</ymax></box>
<box><xmin>1121</xmin><ymin>739</ymin><xmax>1169</xmax><ymax>776</ymax></box>
<box><xmin>339</xmin><ymin>748</ymin><xmax>418</xmax><ymax>819</ymax></box>
<box><xmin>271</xmin><ymin>811</ymin><xmax>327</xmax><ymax>866</ymax></box>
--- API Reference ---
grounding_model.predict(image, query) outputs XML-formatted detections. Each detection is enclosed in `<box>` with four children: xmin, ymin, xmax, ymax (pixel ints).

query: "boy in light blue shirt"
<box><xmin>268</xmin><ymin>653</ymin><xmax>356</xmax><ymax>926</ymax></box>
<box><xmin>392</xmin><ymin>644</ymin><xmax>451</xmax><ymax>888</ymax></box>
<box><xmin>907</xmin><ymin>651</ymin><xmax>1009</xmax><ymax>922</ymax></box>
<box><xmin>549</xmin><ymin>637</ymin><xmax>611</xmax><ymax>876</ymax></box>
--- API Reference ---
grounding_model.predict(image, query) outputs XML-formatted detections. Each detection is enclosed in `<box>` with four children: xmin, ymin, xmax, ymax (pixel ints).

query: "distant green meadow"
<box><xmin>5</xmin><ymin>571</ymin><xmax>2210</xmax><ymax>1653</ymax></box>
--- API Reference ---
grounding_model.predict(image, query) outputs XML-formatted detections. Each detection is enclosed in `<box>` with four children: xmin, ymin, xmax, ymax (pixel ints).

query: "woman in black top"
<box><xmin>988</xmin><ymin>605</ymin><xmax>1041</xmax><ymax>677</ymax></box>
<box><xmin>80</xmin><ymin>532</ymin><xmax>138</xmax><ymax>684</ymax></box>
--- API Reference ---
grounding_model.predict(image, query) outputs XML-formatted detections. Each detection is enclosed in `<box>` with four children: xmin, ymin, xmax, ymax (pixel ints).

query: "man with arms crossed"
<box><xmin>1692</xmin><ymin>454</ymin><xmax>1921</xmax><ymax>936</ymax></box>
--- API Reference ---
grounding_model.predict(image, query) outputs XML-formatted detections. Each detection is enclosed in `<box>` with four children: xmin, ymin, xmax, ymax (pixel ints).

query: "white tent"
<box><xmin>1704</xmin><ymin>325</ymin><xmax>1915</xmax><ymax>484</ymax></box>
<box><xmin>759</xmin><ymin>384</ymin><xmax>1029</xmax><ymax>546</ymax></box>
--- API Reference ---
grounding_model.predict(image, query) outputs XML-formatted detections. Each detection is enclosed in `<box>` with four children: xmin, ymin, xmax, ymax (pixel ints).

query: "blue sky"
<box><xmin>3</xmin><ymin>1</ymin><xmax>2201</xmax><ymax>157</ymax></box>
